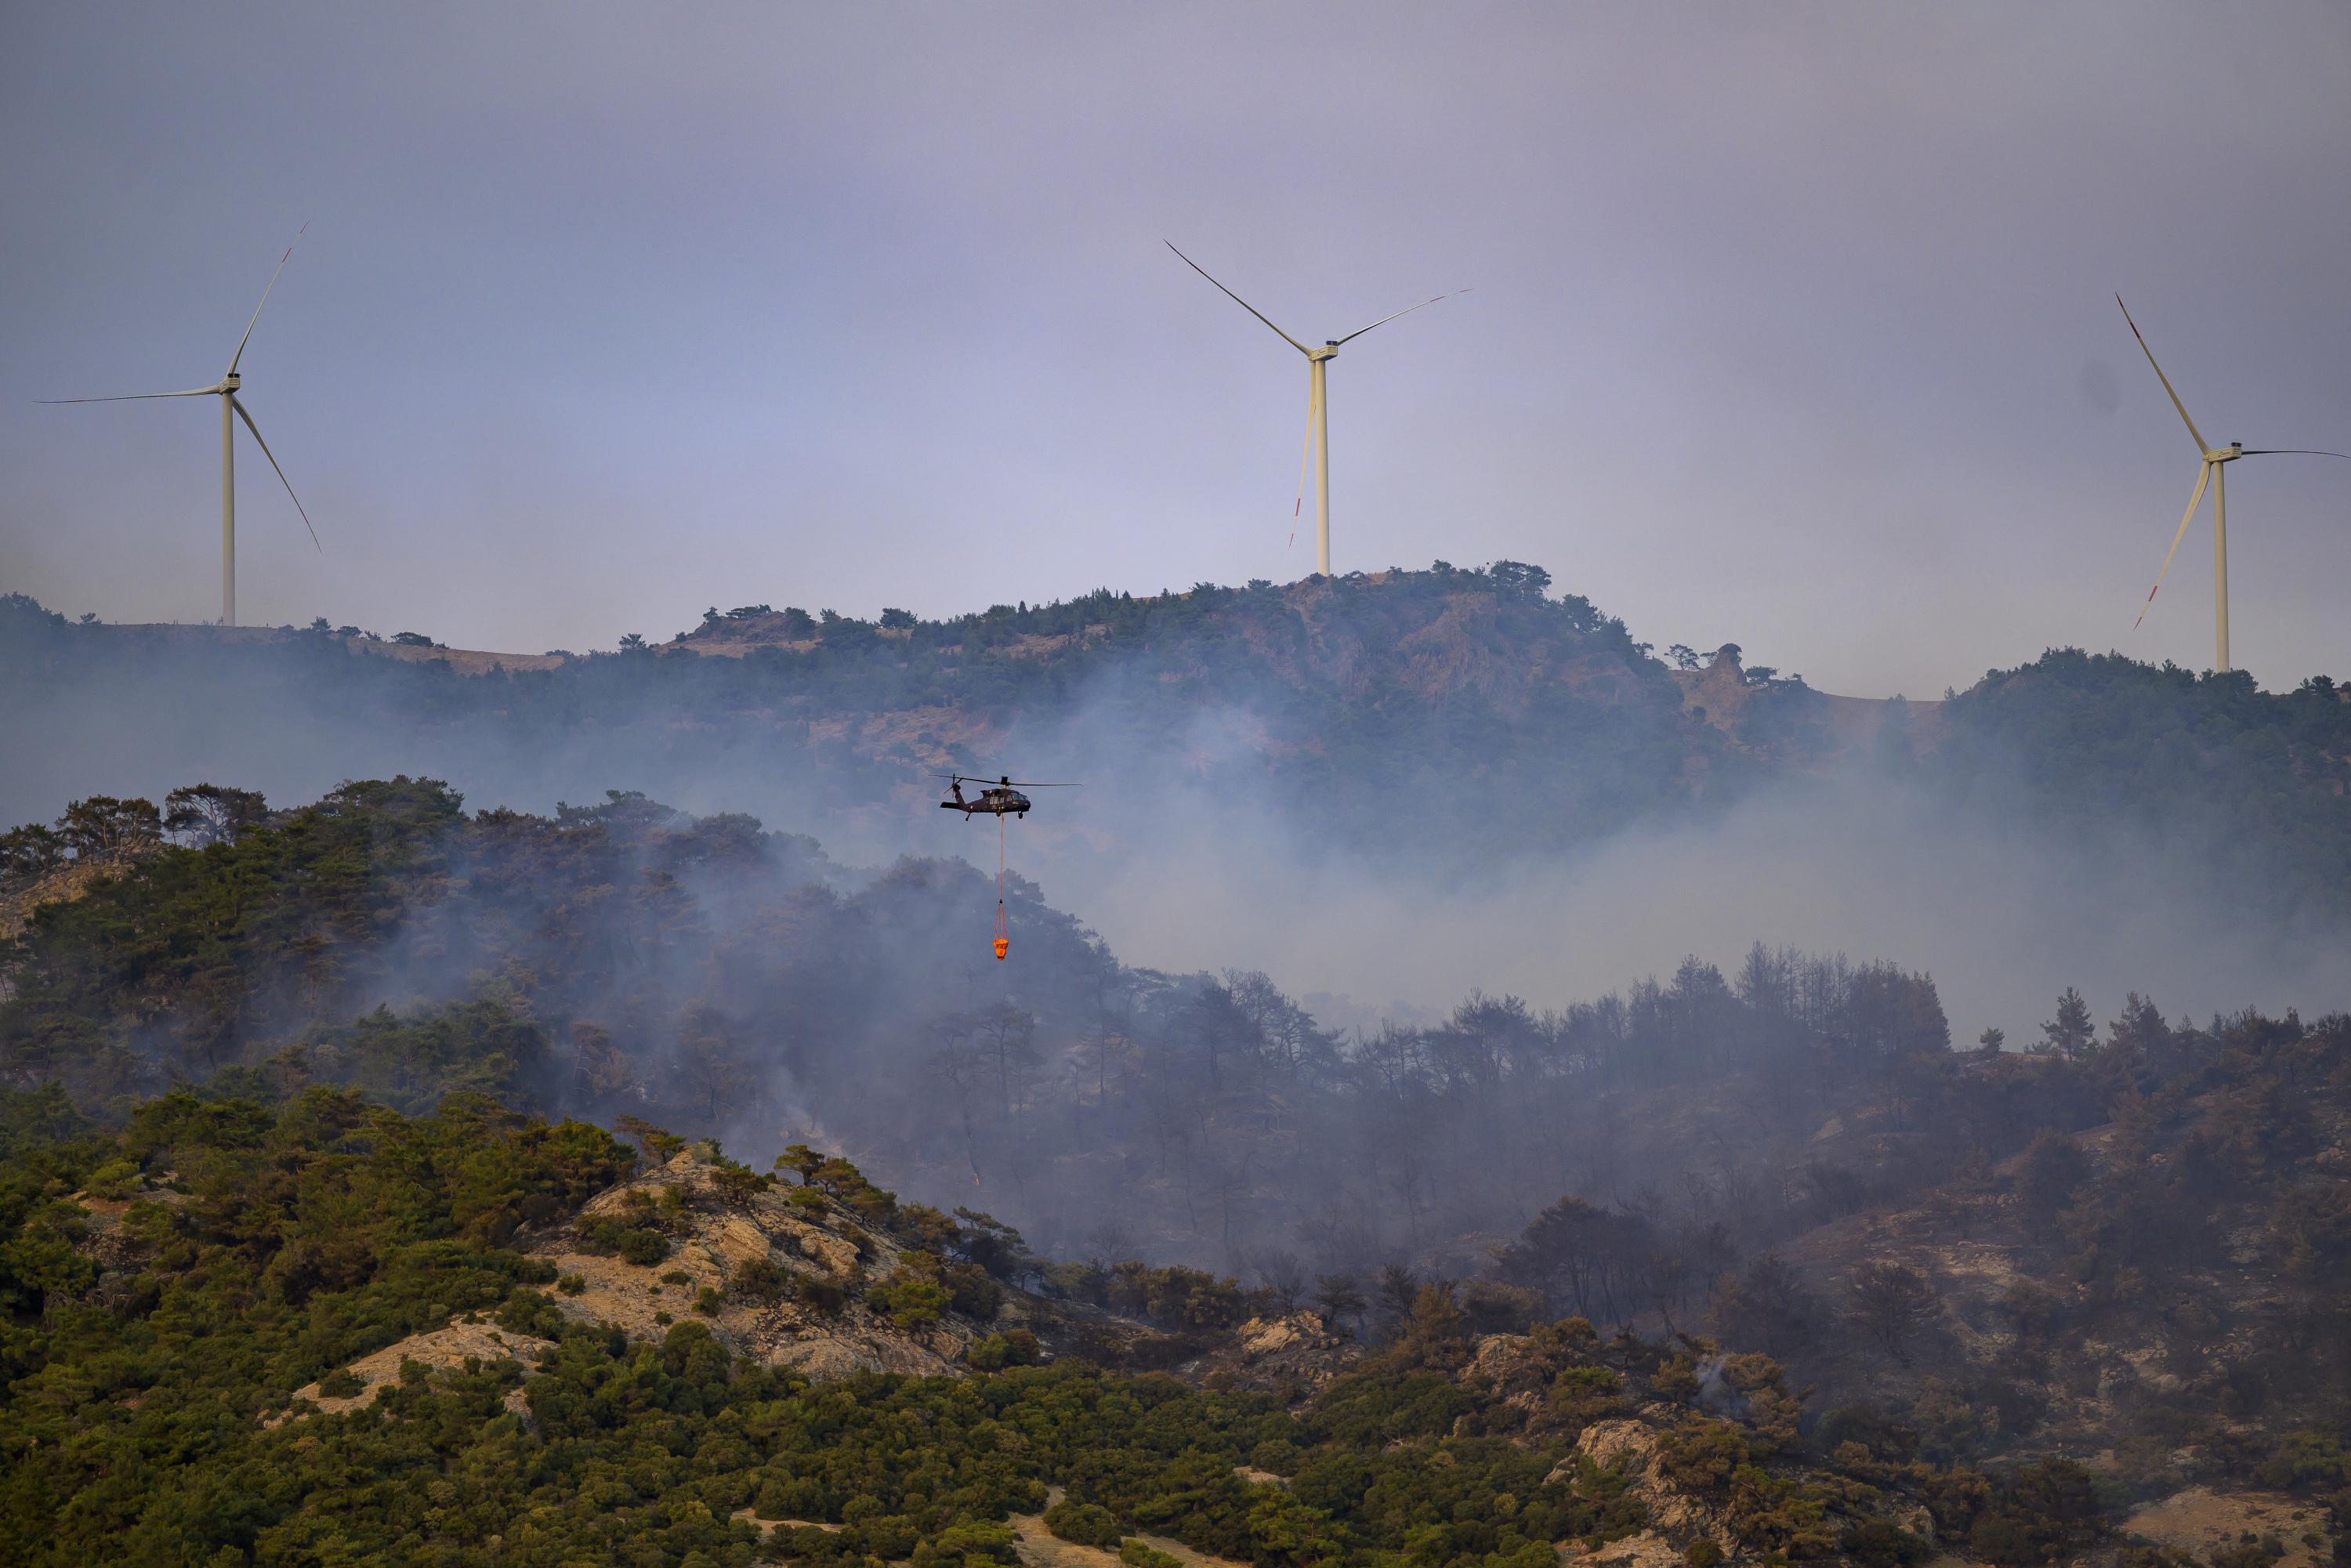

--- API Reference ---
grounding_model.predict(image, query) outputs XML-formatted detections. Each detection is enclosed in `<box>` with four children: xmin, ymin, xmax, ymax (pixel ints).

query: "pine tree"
<box><xmin>2040</xmin><ymin>987</ymin><xmax>2095</xmax><ymax>1060</ymax></box>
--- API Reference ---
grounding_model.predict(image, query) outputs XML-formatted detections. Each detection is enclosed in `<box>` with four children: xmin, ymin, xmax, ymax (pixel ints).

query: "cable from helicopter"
<box><xmin>933</xmin><ymin>773</ymin><xmax>1077</xmax><ymax>959</ymax></box>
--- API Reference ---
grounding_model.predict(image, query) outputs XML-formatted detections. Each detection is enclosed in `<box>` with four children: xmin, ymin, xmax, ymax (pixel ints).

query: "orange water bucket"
<box><xmin>993</xmin><ymin>936</ymin><xmax>1009</xmax><ymax>961</ymax></box>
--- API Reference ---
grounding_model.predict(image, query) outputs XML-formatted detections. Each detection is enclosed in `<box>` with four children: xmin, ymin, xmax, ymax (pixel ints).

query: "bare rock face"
<box><xmin>710</xmin><ymin>1215</ymin><xmax>773</xmax><ymax>1272</ymax></box>
<box><xmin>766</xmin><ymin>1331</ymin><xmax>958</xmax><ymax>1381</ymax></box>
<box><xmin>770</xmin><ymin>1215</ymin><xmax>861</xmax><ymax>1278</ymax></box>
<box><xmin>1235</xmin><ymin>1314</ymin><xmax>1314</xmax><ymax>1356</ymax></box>
<box><xmin>275</xmin><ymin>1318</ymin><xmax>558</xmax><ymax>1425</ymax></box>
<box><xmin>1559</xmin><ymin>1531</ymin><xmax>1686</xmax><ymax>1568</ymax></box>
<box><xmin>2122</xmin><ymin>1487</ymin><xmax>2337</xmax><ymax>1568</ymax></box>
<box><xmin>1466</xmin><ymin>1329</ymin><xmax>1575</xmax><ymax>1399</ymax></box>
<box><xmin>1187</xmin><ymin>1311</ymin><xmax>1360</xmax><ymax>1396</ymax></box>
<box><xmin>64</xmin><ymin>1183</ymin><xmax>188</xmax><ymax>1314</ymax></box>
<box><xmin>0</xmin><ymin>847</ymin><xmax>167</xmax><ymax>941</ymax></box>
<box><xmin>247</xmin><ymin>1145</ymin><xmax>1171</xmax><ymax>1414</ymax></box>
<box><xmin>1539</xmin><ymin>1410</ymin><xmax>1737</xmax><ymax>1560</ymax></box>
<box><xmin>1571</xmin><ymin>1418</ymin><xmax>1657</xmax><ymax>1472</ymax></box>
<box><xmin>521</xmin><ymin>1146</ymin><xmax>982</xmax><ymax>1381</ymax></box>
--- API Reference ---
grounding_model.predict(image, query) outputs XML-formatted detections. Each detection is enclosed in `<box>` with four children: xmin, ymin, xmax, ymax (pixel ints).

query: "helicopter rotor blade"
<box><xmin>934</xmin><ymin>773</ymin><xmax>1078</xmax><ymax>787</ymax></box>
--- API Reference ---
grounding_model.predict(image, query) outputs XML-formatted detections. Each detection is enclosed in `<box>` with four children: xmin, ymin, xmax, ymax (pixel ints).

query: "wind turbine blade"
<box><xmin>1166</xmin><ymin>241</ymin><xmax>1309</xmax><ymax>355</ymax></box>
<box><xmin>1333</xmin><ymin>287</ymin><xmax>1472</xmax><ymax>346</ymax></box>
<box><xmin>2133</xmin><ymin>462</ymin><xmax>2212</xmax><ymax>631</ymax></box>
<box><xmin>41</xmin><ymin>386</ymin><xmax>221</xmax><ymax>404</ymax></box>
<box><xmin>2240</xmin><ymin>448</ymin><xmax>2351</xmax><ymax>460</ymax></box>
<box><xmin>228</xmin><ymin>222</ymin><xmax>308</xmax><ymax>375</ymax></box>
<box><xmin>2116</xmin><ymin>295</ymin><xmax>2208</xmax><ymax>454</ymax></box>
<box><xmin>230</xmin><ymin>396</ymin><xmax>320</xmax><ymax>551</ymax></box>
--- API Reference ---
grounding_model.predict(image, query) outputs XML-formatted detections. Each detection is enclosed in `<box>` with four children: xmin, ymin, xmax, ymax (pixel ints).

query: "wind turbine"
<box><xmin>2117</xmin><ymin>295</ymin><xmax>2349</xmax><ymax>673</ymax></box>
<box><xmin>1168</xmin><ymin>242</ymin><xmax>1465</xmax><ymax>577</ymax></box>
<box><xmin>45</xmin><ymin>228</ymin><xmax>319</xmax><ymax>627</ymax></box>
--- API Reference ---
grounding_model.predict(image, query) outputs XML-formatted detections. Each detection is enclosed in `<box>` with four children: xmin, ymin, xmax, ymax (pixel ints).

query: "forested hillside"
<box><xmin>10</xmin><ymin>1077</ymin><xmax>2337</xmax><ymax>1568</ymax></box>
<box><xmin>1</xmin><ymin>569</ymin><xmax>1726</xmax><ymax>871</ymax></box>
<box><xmin>5</xmin><ymin>572</ymin><xmax>2351</xmax><ymax>1566</ymax></box>
<box><xmin>9</xmin><ymin>566</ymin><xmax>2348</xmax><ymax>911</ymax></box>
<box><xmin>4</xmin><ymin>778</ymin><xmax>2350</xmax><ymax>1538</ymax></box>
<box><xmin>0</xmin><ymin>775</ymin><xmax>1962</xmax><ymax>1273</ymax></box>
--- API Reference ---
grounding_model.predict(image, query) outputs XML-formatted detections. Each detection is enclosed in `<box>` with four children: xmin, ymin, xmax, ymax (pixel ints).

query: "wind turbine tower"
<box><xmin>1169</xmin><ymin>242</ymin><xmax>1464</xmax><ymax>576</ymax></box>
<box><xmin>2117</xmin><ymin>295</ymin><xmax>2348</xmax><ymax>674</ymax></box>
<box><xmin>45</xmin><ymin>229</ymin><xmax>319</xmax><ymax>627</ymax></box>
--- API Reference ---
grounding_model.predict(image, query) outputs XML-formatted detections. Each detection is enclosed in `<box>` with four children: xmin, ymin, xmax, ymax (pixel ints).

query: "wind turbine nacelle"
<box><xmin>2207</xmin><ymin>444</ymin><xmax>2243</xmax><ymax>462</ymax></box>
<box><xmin>221</xmin><ymin>372</ymin><xmax>241</xmax><ymax>391</ymax></box>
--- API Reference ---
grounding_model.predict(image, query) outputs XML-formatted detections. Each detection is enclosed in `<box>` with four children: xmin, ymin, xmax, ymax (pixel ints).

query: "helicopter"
<box><xmin>936</xmin><ymin>774</ymin><xmax>1076</xmax><ymax>819</ymax></box>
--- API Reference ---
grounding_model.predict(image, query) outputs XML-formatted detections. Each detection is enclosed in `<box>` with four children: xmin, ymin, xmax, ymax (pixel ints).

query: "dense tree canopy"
<box><xmin>0</xmin><ymin>1082</ymin><xmax>2171</xmax><ymax>1568</ymax></box>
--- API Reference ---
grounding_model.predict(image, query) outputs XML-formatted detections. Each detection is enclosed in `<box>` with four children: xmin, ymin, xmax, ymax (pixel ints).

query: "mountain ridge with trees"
<box><xmin>11</xmin><ymin>571</ymin><xmax>2346</xmax><ymax>910</ymax></box>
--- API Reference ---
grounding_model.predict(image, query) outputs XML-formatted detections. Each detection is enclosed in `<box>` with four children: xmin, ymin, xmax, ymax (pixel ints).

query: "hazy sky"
<box><xmin>4</xmin><ymin>4</ymin><xmax>2346</xmax><ymax>697</ymax></box>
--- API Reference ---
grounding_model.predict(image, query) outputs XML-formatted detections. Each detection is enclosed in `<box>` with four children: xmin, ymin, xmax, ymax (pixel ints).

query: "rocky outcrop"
<box><xmin>275</xmin><ymin>1317</ymin><xmax>556</xmax><ymax>1426</ymax></box>
<box><xmin>523</xmin><ymin>1146</ymin><xmax>981</xmax><ymax>1379</ymax></box>
<box><xmin>1560</xmin><ymin>1531</ymin><xmax>1686</xmax><ymax>1568</ymax></box>
<box><xmin>1538</xmin><ymin>1411</ymin><xmax>1739</xmax><ymax>1562</ymax></box>
<box><xmin>1186</xmin><ymin>1311</ymin><xmax>1360</xmax><ymax>1396</ymax></box>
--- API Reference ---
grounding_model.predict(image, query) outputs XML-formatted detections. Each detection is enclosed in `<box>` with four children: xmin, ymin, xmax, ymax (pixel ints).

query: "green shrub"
<box><xmin>1120</xmin><ymin>1541</ymin><xmax>1183</xmax><ymax>1568</ymax></box>
<box><xmin>82</xmin><ymin>1157</ymin><xmax>141</xmax><ymax>1200</ymax></box>
<box><xmin>1248</xmin><ymin>1439</ymin><xmax>1302</xmax><ymax>1477</ymax></box>
<box><xmin>734</xmin><ymin>1255</ymin><xmax>788</xmax><ymax>1302</ymax></box>
<box><xmin>1044</xmin><ymin>1500</ymin><xmax>1121</xmax><ymax>1548</ymax></box>
<box><xmin>556</xmin><ymin>1273</ymin><xmax>586</xmax><ymax>1296</ymax></box>
<box><xmin>710</xmin><ymin>1163</ymin><xmax>768</xmax><ymax>1208</ymax></box>
<box><xmin>1963</xmin><ymin>1459</ymin><xmax>2109</xmax><ymax>1567</ymax></box>
<box><xmin>317</xmin><ymin>1367</ymin><xmax>364</xmax><ymax>1399</ymax></box>
<box><xmin>494</xmin><ymin>1287</ymin><xmax>564</xmax><ymax>1338</ymax></box>
<box><xmin>1838</xmin><ymin>1519</ymin><xmax>1930</xmax><ymax>1568</ymax></box>
<box><xmin>694</xmin><ymin>1286</ymin><xmax>723</xmax><ymax>1316</ymax></box>
<box><xmin>1657</xmin><ymin>1421</ymin><xmax>1751</xmax><ymax>1492</ymax></box>
<box><xmin>2258</xmin><ymin>1429</ymin><xmax>2351</xmax><ymax>1491</ymax></box>
<box><xmin>965</xmin><ymin>1330</ymin><xmax>1040</xmax><ymax>1371</ymax></box>
<box><xmin>855</xmin><ymin>1513</ymin><xmax>922</xmax><ymax>1559</ymax></box>
<box><xmin>575</xmin><ymin>1215</ymin><xmax>669</xmax><ymax>1266</ymax></box>
<box><xmin>868</xmin><ymin>1270</ymin><xmax>951</xmax><ymax>1330</ymax></box>
<box><xmin>941</xmin><ymin>1260</ymin><xmax>1002</xmax><ymax>1320</ymax></box>
<box><xmin>2015</xmin><ymin>1130</ymin><xmax>2089</xmax><ymax>1212</ymax></box>
<box><xmin>917</xmin><ymin>1520</ymin><xmax>1018</xmax><ymax>1568</ymax></box>
<box><xmin>777</xmin><ymin>1524</ymin><xmax>848</xmax><ymax>1559</ymax></box>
